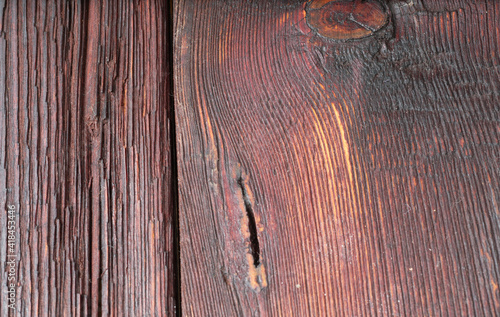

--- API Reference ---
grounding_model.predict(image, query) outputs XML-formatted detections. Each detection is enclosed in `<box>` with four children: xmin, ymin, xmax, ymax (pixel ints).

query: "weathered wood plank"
<box><xmin>174</xmin><ymin>0</ymin><xmax>500</xmax><ymax>315</ymax></box>
<box><xmin>0</xmin><ymin>0</ymin><xmax>175</xmax><ymax>315</ymax></box>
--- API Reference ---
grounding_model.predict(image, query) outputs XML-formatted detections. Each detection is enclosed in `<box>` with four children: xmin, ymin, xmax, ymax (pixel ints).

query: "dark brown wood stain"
<box><xmin>1</xmin><ymin>0</ymin><xmax>500</xmax><ymax>316</ymax></box>
<box><xmin>0</xmin><ymin>0</ymin><xmax>175</xmax><ymax>315</ymax></box>
<box><xmin>174</xmin><ymin>0</ymin><xmax>500</xmax><ymax>316</ymax></box>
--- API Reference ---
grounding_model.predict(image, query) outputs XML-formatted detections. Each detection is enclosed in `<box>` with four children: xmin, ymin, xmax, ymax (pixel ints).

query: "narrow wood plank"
<box><xmin>0</xmin><ymin>0</ymin><xmax>175</xmax><ymax>315</ymax></box>
<box><xmin>175</xmin><ymin>0</ymin><xmax>500</xmax><ymax>315</ymax></box>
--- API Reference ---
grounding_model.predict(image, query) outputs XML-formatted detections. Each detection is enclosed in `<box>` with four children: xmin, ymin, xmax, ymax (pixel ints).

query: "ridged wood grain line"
<box><xmin>0</xmin><ymin>0</ymin><xmax>175</xmax><ymax>315</ymax></box>
<box><xmin>174</xmin><ymin>0</ymin><xmax>500</xmax><ymax>316</ymax></box>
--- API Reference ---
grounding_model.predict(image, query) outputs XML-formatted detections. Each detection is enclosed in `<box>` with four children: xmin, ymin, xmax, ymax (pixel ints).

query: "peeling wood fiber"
<box><xmin>0</xmin><ymin>0</ymin><xmax>175</xmax><ymax>316</ymax></box>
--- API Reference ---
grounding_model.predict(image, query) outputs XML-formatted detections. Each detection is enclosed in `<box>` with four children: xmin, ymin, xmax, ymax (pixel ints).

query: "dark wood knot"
<box><xmin>306</xmin><ymin>0</ymin><xmax>389</xmax><ymax>40</ymax></box>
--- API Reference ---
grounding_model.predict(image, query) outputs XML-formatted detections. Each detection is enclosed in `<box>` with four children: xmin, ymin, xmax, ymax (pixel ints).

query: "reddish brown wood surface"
<box><xmin>0</xmin><ymin>0</ymin><xmax>175</xmax><ymax>315</ymax></box>
<box><xmin>175</xmin><ymin>0</ymin><xmax>500</xmax><ymax>316</ymax></box>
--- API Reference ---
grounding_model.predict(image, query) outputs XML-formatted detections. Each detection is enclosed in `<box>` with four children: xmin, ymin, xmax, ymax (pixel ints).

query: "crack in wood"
<box><xmin>237</xmin><ymin>175</ymin><xmax>261</xmax><ymax>267</ymax></box>
<box><xmin>236</xmin><ymin>171</ymin><xmax>267</xmax><ymax>292</ymax></box>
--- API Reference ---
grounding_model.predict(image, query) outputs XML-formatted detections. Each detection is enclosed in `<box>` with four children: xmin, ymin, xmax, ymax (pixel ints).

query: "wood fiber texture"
<box><xmin>174</xmin><ymin>0</ymin><xmax>500</xmax><ymax>316</ymax></box>
<box><xmin>0</xmin><ymin>0</ymin><xmax>175</xmax><ymax>316</ymax></box>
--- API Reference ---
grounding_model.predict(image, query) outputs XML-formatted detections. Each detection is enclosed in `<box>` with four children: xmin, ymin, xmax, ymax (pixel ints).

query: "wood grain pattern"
<box><xmin>0</xmin><ymin>0</ymin><xmax>175</xmax><ymax>315</ymax></box>
<box><xmin>174</xmin><ymin>0</ymin><xmax>500</xmax><ymax>315</ymax></box>
<box><xmin>306</xmin><ymin>0</ymin><xmax>389</xmax><ymax>40</ymax></box>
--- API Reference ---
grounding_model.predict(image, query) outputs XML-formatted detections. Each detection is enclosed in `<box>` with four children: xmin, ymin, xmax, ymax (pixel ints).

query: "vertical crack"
<box><xmin>168</xmin><ymin>0</ymin><xmax>181</xmax><ymax>314</ymax></box>
<box><xmin>237</xmin><ymin>175</ymin><xmax>260</xmax><ymax>267</ymax></box>
<box><xmin>235</xmin><ymin>171</ymin><xmax>267</xmax><ymax>292</ymax></box>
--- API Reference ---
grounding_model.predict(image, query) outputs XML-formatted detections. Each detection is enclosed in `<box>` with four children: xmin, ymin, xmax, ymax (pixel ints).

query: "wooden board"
<box><xmin>174</xmin><ymin>0</ymin><xmax>500</xmax><ymax>315</ymax></box>
<box><xmin>0</xmin><ymin>0</ymin><xmax>176</xmax><ymax>315</ymax></box>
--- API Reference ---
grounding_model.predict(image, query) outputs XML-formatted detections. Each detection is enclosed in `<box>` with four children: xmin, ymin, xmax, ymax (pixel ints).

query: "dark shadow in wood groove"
<box><xmin>168</xmin><ymin>0</ymin><xmax>181</xmax><ymax>315</ymax></box>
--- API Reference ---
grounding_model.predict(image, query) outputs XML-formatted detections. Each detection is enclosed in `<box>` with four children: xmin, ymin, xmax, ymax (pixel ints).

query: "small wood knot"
<box><xmin>306</xmin><ymin>0</ymin><xmax>389</xmax><ymax>40</ymax></box>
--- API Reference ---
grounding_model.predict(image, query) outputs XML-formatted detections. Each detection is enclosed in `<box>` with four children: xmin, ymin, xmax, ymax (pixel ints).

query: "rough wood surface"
<box><xmin>0</xmin><ymin>0</ymin><xmax>175</xmax><ymax>315</ymax></box>
<box><xmin>174</xmin><ymin>0</ymin><xmax>500</xmax><ymax>315</ymax></box>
